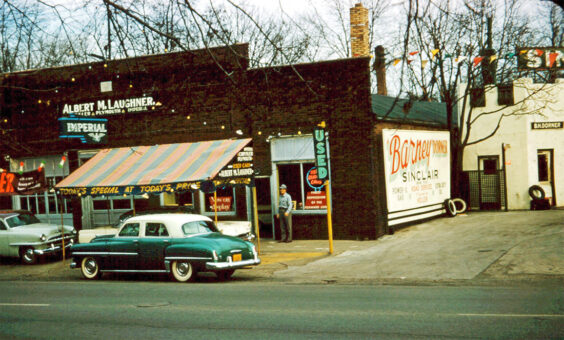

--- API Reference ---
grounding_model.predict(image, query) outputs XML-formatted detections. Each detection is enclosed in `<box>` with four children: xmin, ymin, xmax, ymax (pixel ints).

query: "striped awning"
<box><xmin>56</xmin><ymin>138</ymin><xmax>253</xmax><ymax>197</ymax></box>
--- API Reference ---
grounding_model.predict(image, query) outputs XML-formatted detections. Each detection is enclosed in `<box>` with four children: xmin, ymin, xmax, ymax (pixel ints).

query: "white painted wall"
<box><xmin>458</xmin><ymin>78</ymin><xmax>564</xmax><ymax>209</ymax></box>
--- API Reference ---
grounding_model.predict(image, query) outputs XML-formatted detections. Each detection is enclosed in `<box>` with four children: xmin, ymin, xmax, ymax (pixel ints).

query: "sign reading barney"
<box><xmin>382</xmin><ymin>129</ymin><xmax>450</xmax><ymax>225</ymax></box>
<box><xmin>0</xmin><ymin>170</ymin><xmax>47</xmax><ymax>196</ymax></box>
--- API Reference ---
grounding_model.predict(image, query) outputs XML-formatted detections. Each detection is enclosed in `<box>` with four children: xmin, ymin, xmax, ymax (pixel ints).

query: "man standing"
<box><xmin>276</xmin><ymin>184</ymin><xmax>293</xmax><ymax>243</ymax></box>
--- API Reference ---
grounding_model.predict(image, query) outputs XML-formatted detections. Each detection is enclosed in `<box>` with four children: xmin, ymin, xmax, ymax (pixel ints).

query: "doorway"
<box><xmin>537</xmin><ymin>149</ymin><xmax>556</xmax><ymax>206</ymax></box>
<box><xmin>254</xmin><ymin>177</ymin><xmax>273</xmax><ymax>238</ymax></box>
<box><xmin>478</xmin><ymin>156</ymin><xmax>502</xmax><ymax>210</ymax></box>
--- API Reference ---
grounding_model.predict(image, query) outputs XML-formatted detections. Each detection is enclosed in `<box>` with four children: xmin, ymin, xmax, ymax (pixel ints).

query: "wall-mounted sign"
<box><xmin>517</xmin><ymin>47</ymin><xmax>564</xmax><ymax>70</ymax></box>
<box><xmin>305</xmin><ymin>191</ymin><xmax>327</xmax><ymax>210</ymax></box>
<box><xmin>218</xmin><ymin>147</ymin><xmax>254</xmax><ymax>179</ymax></box>
<box><xmin>59</xmin><ymin>116</ymin><xmax>108</xmax><ymax>143</ymax></box>
<box><xmin>61</xmin><ymin>96</ymin><xmax>160</xmax><ymax>117</ymax></box>
<box><xmin>383</xmin><ymin>129</ymin><xmax>451</xmax><ymax>225</ymax></box>
<box><xmin>306</xmin><ymin>167</ymin><xmax>324</xmax><ymax>190</ymax></box>
<box><xmin>313</xmin><ymin>127</ymin><xmax>329</xmax><ymax>180</ymax></box>
<box><xmin>531</xmin><ymin>121</ymin><xmax>563</xmax><ymax>130</ymax></box>
<box><xmin>0</xmin><ymin>170</ymin><xmax>46</xmax><ymax>196</ymax></box>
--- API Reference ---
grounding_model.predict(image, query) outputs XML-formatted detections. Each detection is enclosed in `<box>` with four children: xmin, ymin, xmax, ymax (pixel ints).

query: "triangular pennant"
<box><xmin>393</xmin><ymin>59</ymin><xmax>401</xmax><ymax>66</ymax></box>
<box><xmin>407</xmin><ymin>59</ymin><xmax>413</xmax><ymax>64</ymax></box>
<box><xmin>445</xmin><ymin>54</ymin><xmax>452</xmax><ymax>58</ymax></box>
<box><xmin>421</xmin><ymin>60</ymin><xmax>429</xmax><ymax>68</ymax></box>
<box><xmin>519</xmin><ymin>50</ymin><xmax>527</xmax><ymax>55</ymax></box>
<box><xmin>535</xmin><ymin>49</ymin><xmax>544</xmax><ymax>56</ymax></box>
<box><xmin>505</xmin><ymin>52</ymin><xmax>516</xmax><ymax>59</ymax></box>
<box><xmin>473</xmin><ymin>56</ymin><xmax>484</xmax><ymax>67</ymax></box>
<box><xmin>409</xmin><ymin>51</ymin><xmax>419</xmax><ymax>56</ymax></box>
<box><xmin>549</xmin><ymin>53</ymin><xmax>558</xmax><ymax>67</ymax></box>
<box><xmin>490</xmin><ymin>55</ymin><xmax>498</xmax><ymax>62</ymax></box>
<box><xmin>431</xmin><ymin>49</ymin><xmax>440</xmax><ymax>58</ymax></box>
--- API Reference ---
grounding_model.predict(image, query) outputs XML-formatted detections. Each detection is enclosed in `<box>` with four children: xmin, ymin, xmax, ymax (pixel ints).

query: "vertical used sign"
<box><xmin>313</xmin><ymin>127</ymin><xmax>329</xmax><ymax>180</ymax></box>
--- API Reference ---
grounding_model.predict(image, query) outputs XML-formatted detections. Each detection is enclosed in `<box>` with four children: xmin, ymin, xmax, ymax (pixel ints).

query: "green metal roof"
<box><xmin>371</xmin><ymin>94</ymin><xmax>450</xmax><ymax>126</ymax></box>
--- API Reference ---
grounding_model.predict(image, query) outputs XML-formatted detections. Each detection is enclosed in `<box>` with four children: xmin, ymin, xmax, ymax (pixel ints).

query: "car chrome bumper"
<box><xmin>34</xmin><ymin>239</ymin><xmax>74</xmax><ymax>255</ymax></box>
<box><xmin>206</xmin><ymin>258</ymin><xmax>261</xmax><ymax>270</ymax></box>
<box><xmin>70</xmin><ymin>260</ymin><xmax>77</xmax><ymax>269</ymax></box>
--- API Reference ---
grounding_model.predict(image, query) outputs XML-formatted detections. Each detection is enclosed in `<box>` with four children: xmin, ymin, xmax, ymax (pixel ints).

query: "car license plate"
<box><xmin>233</xmin><ymin>253</ymin><xmax>242</xmax><ymax>262</ymax></box>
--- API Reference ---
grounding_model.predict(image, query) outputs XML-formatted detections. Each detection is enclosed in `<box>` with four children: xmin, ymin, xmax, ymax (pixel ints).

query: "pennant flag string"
<box><xmin>473</xmin><ymin>56</ymin><xmax>484</xmax><ymax>67</ymax></box>
<box><xmin>59</xmin><ymin>156</ymin><xmax>66</xmax><ymax>168</ymax></box>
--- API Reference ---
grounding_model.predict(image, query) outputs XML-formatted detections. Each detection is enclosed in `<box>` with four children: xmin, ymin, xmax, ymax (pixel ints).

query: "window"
<box><xmin>182</xmin><ymin>220</ymin><xmax>217</xmax><ymax>235</ymax></box>
<box><xmin>537</xmin><ymin>151</ymin><xmax>552</xmax><ymax>182</ymax></box>
<box><xmin>497</xmin><ymin>84</ymin><xmax>514</xmax><ymax>105</ymax></box>
<box><xmin>483</xmin><ymin>159</ymin><xmax>498</xmax><ymax>175</ymax></box>
<box><xmin>277</xmin><ymin>163</ymin><xmax>328</xmax><ymax>212</ymax></box>
<box><xmin>470</xmin><ymin>87</ymin><xmax>485</xmax><ymax>107</ymax></box>
<box><xmin>0</xmin><ymin>221</ymin><xmax>8</xmax><ymax>230</ymax></box>
<box><xmin>119</xmin><ymin>223</ymin><xmax>140</xmax><ymax>237</ymax></box>
<box><xmin>145</xmin><ymin>223</ymin><xmax>168</xmax><ymax>237</ymax></box>
<box><xmin>18</xmin><ymin>176</ymin><xmax>71</xmax><ymax>216</ymax></box>
<box><xmin>93</xmin><ymin>197</ymin><xmax>132</xmax><ymax>211</ymax></box>
<box><xmin>203</xmin><ymin>186</ymin><xmax>235</xmax><ymax>213</ymax></box>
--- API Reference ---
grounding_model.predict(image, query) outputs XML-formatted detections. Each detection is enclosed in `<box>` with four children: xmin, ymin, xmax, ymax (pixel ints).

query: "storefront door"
<box><xmin>478</xmin><ymin>156</ymin><xmax>502</xmax><ymax>210</ymax></box>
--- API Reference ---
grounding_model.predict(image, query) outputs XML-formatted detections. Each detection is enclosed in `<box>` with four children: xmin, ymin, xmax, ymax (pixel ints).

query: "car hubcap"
<box><xmin>85</xmin><ymin>259</ymin><xmax>97</xmax><ymax>274</ymax></box>
<box><xmin>24</xmin><ymin>249</ymin><xmax>34</xmax><ymax>262</ymax></box>
<box><xmin>177</xmin><ymin>262</ymin><xmax>189</xmax><ymax>276</ymax></box>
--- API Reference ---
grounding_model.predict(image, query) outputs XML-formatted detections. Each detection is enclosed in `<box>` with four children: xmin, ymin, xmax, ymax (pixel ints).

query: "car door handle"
<box><xmin>163</xmin><ymin>240</ymin><xmax>170</xmax><ymax>244</ymax></box>
<box><xmin>133</xmin><ymin>240</ymin><xmax>139</xmax><ymax>243</ymax></box>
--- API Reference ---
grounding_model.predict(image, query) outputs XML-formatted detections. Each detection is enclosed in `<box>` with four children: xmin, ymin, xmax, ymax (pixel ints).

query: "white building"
<box><xmin>458</xmin><ymin>78</ymin><xmax>564</xmax><ymax>210</ymax></box>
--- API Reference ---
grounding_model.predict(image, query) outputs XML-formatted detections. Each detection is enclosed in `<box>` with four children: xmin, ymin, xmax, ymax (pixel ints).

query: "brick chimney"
<box><xmin>350</xmin><ymin>3</ymin><xmax>369</xmax><ymax>57</ymax></box>
<box><xmin>373</xmin><ymin>45</ymin><xmax>387</xmax><ymax>96</ymax></box>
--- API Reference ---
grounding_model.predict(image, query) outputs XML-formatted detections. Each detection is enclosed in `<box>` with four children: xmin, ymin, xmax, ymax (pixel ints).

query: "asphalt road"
<box><xmin>0</xmin><ymin>281</ymin><xmax>562</xmax><ymax>339</ymax></box>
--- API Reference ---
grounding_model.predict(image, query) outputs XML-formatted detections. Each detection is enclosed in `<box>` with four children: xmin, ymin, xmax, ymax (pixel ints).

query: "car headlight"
<box><xmin>40</xmin><ymin>234</ymin><xmax>47</xmax><ymax>242</ymax></box>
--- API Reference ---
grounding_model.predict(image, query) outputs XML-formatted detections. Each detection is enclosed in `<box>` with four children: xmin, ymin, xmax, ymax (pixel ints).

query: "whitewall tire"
<box><xmin>171</xmin><ymin>260</ymin><xmax>195</xmax><ymax>282</ymax></box>
<box><xmin>81</xmin><ymin>257</ymin><xmax>102</xmax><ymax>280</ymax></box>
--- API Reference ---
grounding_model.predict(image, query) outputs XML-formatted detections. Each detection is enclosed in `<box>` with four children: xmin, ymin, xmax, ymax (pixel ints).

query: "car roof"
<box><xmin>0</xmin><ymin>210</ymin><xmax>30</xmax><ymax>218</ymax></box>
<box><xmin>122</xmin><ymin>213</ymin><xmax>213</xmax><ymax>224</ymax></box>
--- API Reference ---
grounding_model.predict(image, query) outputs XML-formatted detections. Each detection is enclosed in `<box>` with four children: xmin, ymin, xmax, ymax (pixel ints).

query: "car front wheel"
<box><xmin>20</xmin><ymin>247</ymin><xmax>37</xmax><ymax>265</ymax></box>
<box><xmin>171</xmin><ymin>260</ymin><xmax>196</xmax><ymax>282</ymax></box>
<box><xmin>81</xmin><ymin>257</ymin><xmax>102</xmax><ymax>280</ymax></box>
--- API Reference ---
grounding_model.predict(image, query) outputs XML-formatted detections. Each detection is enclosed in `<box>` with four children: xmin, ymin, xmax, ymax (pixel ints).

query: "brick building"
<box><xmin>0</xmin><ymin>5</ymin><xmax>449</xmax><ymax>240</ymax></box>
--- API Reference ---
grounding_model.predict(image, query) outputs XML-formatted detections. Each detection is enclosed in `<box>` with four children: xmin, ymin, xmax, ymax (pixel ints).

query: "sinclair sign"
<box><xmin>517</xmin><ymin>47</ymin><xmax>564</xmax><ymax>70</ymax></box>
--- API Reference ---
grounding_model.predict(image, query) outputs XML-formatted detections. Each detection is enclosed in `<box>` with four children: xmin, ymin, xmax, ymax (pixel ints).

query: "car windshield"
<box><xmin>6</xmin><ymin>213</ymin><xmax>41</xmax><ymax>228</ymax></box>
<box><xmin>182</xmin><ymin>220</ymin><xmax>218</xmax><ymax>235</ymax></box>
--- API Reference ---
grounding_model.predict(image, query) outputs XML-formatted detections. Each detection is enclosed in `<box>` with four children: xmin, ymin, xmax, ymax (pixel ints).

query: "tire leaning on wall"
<box><xmin>444</xmin><ymin>199</ymin><xmax>457</xmax><ymax>217</ymax></box>
<box><xmin>452</xmin><ymin>198</ymin><xmax>467</xmax><ymax>214</ymax></box>
<box><xmin>528</xmin><ymin>185</ymin><xmax>545</xmax><ymax>200</ymax></box>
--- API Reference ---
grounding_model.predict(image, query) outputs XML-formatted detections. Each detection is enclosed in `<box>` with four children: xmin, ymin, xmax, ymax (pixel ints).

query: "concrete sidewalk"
<box><xmin>0</xmin><ymin>210</ymin><xmax>562</xmax><ymax>285</ymax></box>
<box><xmin>248</xmin><ymin>210</ymin><xmax>563</xmax><ymax>284</ymax></box>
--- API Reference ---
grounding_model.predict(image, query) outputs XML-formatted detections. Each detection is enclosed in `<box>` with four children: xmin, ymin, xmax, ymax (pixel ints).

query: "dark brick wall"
<box><xmin>1</xmin><ymin>44</ymin><xmax>381</xmax><ymax>239</ymax></box>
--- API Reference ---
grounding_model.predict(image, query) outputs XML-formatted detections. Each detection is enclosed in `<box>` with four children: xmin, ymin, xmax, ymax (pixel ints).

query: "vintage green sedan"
<box><xmin>70</xmin><ymin>213</ymin><xmax>260</xmax><ymax>282</ymax></box>
<box><xmin>0</xmin><ymin>210</ymin><xmax>76</xmax><ymax>264</ymax></box>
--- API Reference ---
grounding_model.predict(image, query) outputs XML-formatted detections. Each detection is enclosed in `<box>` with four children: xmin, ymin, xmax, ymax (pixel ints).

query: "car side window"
<box><xmin>119</xmin><ymin>223</ymin><xmax>140</xmax><ymax>237</ymax></box>
<box><xmin>0</xmin><ymin>221</ymin><xmax>7</xmax><ymax>230</ymax></box>
<box><xmin>182</xmin><ymin>221</ymin><xmax>216</xmax><ymax>235</ymax></box>
<box><xmin>145</xmin><ymin>223</ymin><xmax>168</xmax><ymax>237</ymax></box>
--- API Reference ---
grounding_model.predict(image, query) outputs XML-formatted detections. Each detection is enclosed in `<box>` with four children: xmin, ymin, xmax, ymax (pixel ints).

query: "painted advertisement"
<box><xmin>382</xmin><ymin>129</ymin><xmax>450</xmax><ymax>218</ymax></box>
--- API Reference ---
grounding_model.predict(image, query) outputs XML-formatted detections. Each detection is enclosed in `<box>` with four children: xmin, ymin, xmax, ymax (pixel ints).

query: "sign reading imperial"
<box><xmin>59</xmin><ymin>116</ymin><xmax>108</xmax><ymax>143</ymax></box>
<box><xmin>62</xmin><ymin>96</ymin><xmax>159</xmax><ymax>116</ymax></box>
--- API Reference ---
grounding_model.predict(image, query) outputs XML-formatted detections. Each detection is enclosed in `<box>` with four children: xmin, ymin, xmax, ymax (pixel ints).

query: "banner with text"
<box><xmin>0</xmin><ymin>170</ymin><xmax>46</xmax><ymax>196</ymax></box>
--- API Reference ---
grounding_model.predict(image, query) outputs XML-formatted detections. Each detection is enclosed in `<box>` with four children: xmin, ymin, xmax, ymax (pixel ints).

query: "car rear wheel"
<box><xmin>171</xmin><ymin>260</ymin><xmax>196</xmax><ymax>282</ymax></box>
<box><xmin>20</xmin><ymin>247</ymin><xmax>37</xmax><ymax>265</ymax></box>
<box><xmin>216</xmin><ymin>270</ymin><xmax>235</xmax><ymax>281</ymax></box>
<box><xmin>81</xmin><ymin>257</ymin><xmax>102</xmax><ymax>280</ymax></box>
